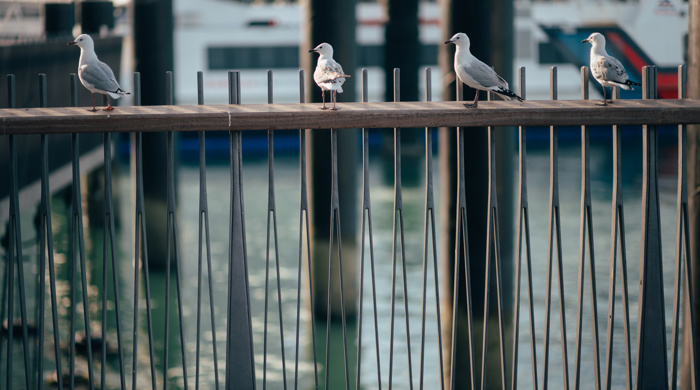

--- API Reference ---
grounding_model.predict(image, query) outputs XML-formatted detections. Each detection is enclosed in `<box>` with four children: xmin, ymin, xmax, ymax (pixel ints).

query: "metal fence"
<box><xmin>1</xmin><ymin>64</ymin><xmax>699</xmax><ymax>390</ymax></box>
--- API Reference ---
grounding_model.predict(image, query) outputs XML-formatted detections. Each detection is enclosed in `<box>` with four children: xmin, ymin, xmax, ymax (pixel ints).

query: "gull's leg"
<box><xmin>88</xmin><ymin>93</ymin><xmax>98</xmax><ymax>112</ymax></box>
<box><xmin>320</xmin><ymin>90</ymin><xmax>327</xmax><ymax>110</ymax></box>
<box><xmin>104</xmin><ymin>95</ymin><xmax>115</xmax><ymax>111</ymax></box>
<box><xmin>331</xmin><ymin>90</ymin><xmax>337</xmax><ymax>110</ymax></box>
<box><xmin>597</xmin><ymin>86</ymin><xmax>608</xmax><ymax>106</ymax></box>
<box><xmin>608</xmin><ymin>87</ymin><xmax>616</xmax><ymax>104</ymax></box>
<box><xmin>464</xmin><ymin>90</ymin><xmax>479</xmax><ymax>108</ymax></box>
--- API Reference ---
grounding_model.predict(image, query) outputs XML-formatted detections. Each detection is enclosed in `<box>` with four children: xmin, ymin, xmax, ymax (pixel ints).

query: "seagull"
<box><xmin>582</xmin><ymin>32</ymin><xmax>641</xmax><ymax>106</ymax></box>
<box><xmin>445</xmin><ymin>32</ymin><xmax>522</xmax><ymax>108</ymax></box>
<box><xmin>308</xmin><ymin>43</ymin><xmax>350</xmax><ymax>110</ymax></box>
<box><xmin>68</xmin><ymin>34</ymin><xmax>130</xmax><ymax>112</ymax></box>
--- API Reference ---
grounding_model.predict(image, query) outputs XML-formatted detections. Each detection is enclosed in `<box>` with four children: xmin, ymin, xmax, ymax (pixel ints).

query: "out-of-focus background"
<box><xmin>0</xmin><ymin>0</ymin><xmax>689</xmax><ymax>107</ymax></box>
<box><xmin>0</xmin><ymin>1</ymin><xmax>696</xmax><ymax>389</ymax></box>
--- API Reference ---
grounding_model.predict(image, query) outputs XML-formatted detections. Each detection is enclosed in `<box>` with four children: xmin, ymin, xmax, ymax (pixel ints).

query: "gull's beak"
<box><xmin>444</xmin><ymin>39</ymin><xmax>452</xmax><ymax>44</ymax></box>
<box><xmin>581</xmin><ymin>38</ymin><xmax>589</xmax><ymax>43</ymax></box>
<box><xmin>308</xmin><ymin>49</ymin><xmax>316</xmax><ymax>53</ymax></box>
<box><xmin>68</xmin><ymin>41</ymin><xmax>76</xmax><ymax>46</ymax></box>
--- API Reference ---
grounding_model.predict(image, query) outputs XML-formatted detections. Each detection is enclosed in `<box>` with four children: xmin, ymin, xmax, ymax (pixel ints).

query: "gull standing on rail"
<box><xmin>68</xmin><ymin>34</ymin><xmax>130</xmax><ymax>111</ymax></box>
<box><xmin>445</xmin><ymin>32</ymin><xmax>522</xmax><ymax>108</ymax></box>
<box><xmin>582</xmin><ymin>32</ymin><xmax>641</xmax><ymax>106</ymax></box>
<box><xmin>309</xmin><ymin>43</ymin><xmax>350</xmax><ymax>110</ymax></box>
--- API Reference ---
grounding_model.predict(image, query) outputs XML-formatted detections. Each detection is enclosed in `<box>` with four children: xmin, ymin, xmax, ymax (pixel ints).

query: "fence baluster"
<box><xmin>70</xmin><ymin>74</ymin><xmax>96</xmax><ymax>390</ymax></box>
<box><xmin>36</xmin><ymin>73</ymin><xmax>46</xmax><ymax>390</ymax></box>
<box><xmin>602</xmin><ymin>84</ymin><xmax>633</xmax><ymax>390</ymax></box>
<box><xmin>511</xmin><ymin>67</ymin><xmax>538</xmax><ymax>390</ymax></box>
<box><xmin>449</xmin><ymin>79</ymin><xmax>477</xmax><ymax>390</ymax></box>
<box><xmin>572</xmin><ymin>67</ymin><xmax>601</xmax><ymax>390</ymax></box>
<box><xmin>355</xmin><ymin>68</ymin><xmax>383</xmax><ymax>390</ymax></box>
<box><xmin>131</xmin><ymin>72</ymin><xmax>159</xmax><ymax>390</ymax></box>
<box><xmin>262</xmin><ymin>69</ymin><xmax>288</xmax><ymax>390</ymax></box>
<box><xmin>293</xmin><ymin>69</ymin><xmax>320</xmax><ymax>390</ymax></box>
<box><xmin>34</xmin><ymin>74</ymin><xmax>64</xmax><ymax>390</ymax></box>
<box><xmin>0</xmin><ymin>76</ymin><xmax>14</xmax><ymax>383</ymax></box>
<box><xmin>6</xmin><ymin>72</ymin><xmax>33</xmax><ymax>390</ymax></box>
<box><xmin>323</xmin><ymin>114</ymin><xmax>352</xmax><ymax>390</ymax></box>
<box><xmin>68</xmin><ymin>73</ymin><xmax>77</xmax><ymax>389</ymax></box>
<box><xmin>194</xmin><ymin>70</ymin><xmax>221</xmax><ymax>390</ymax></box>
<box><xmin>635</xmin><ymin>65</ymin><xmax>669</xmax><ymax>390</ymax></box>
<box><xmin>387</xmin><ymin>68</ymin><xmax>414</xmax><ymax>390</ymax></box>
<box><xmin>102</xmin><ymin>122</ymin><xmax>126</xmax><ymax>390</ymax></box>
<box><xmin>670</xmin><ymin>64</ymin><xmax>697</xmax><ymax>390</ymax></box>
<box><xmin>225</xmin><ymin>70</ymin><xmax>256</xmax><ymax>389</ymax></box>
<box><xmin>542</xmin><ymin>66</ymin><xmax>570</xmax><ymax>390</ymax></box>
<box><xmin>161</xmin><ymin>71</ymin><xmax>189</xmax><ymax>389</ymax></box>
<box><xmin>480</xmin><ymin>77</ymin><xmax>508</xmax><ymax>390</ymax></box>
<box><xmin>418</xmin><ymin>67</ymin><xmax>445</xmax><ymax>390</ymax></box>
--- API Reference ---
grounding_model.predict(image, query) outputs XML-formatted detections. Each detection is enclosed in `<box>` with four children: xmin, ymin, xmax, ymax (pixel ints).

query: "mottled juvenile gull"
<box><xmin>445</xmin><ymin>32</ymin><xmax>522</xmax><ymax>108</ymax></box>
<box><xmin>308</xmin><ymin>43</ymin><xmax>350</xmax><ymax>110</ymax></box>
<box><xmin>68</xmin><ymin>34</ymin><xmax>130</xmax><ymax>112</ymax></box>
<box><xmin>582</xmin><ymin>32</ymin><xmax>641</xmax><ymax>106</ymax></box>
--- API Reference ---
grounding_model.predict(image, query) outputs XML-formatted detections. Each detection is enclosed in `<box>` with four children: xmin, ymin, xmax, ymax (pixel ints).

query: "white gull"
<box><xmin>445</xmin><ymin>32</ymin><xmax>522</xmax><ymax>108</ymax></box>
<box><xmin>68</xmin><ymin>34</ymin><xmax>130</xmax><ymax>111</ymax></box>
<box><xmin>308</xmin><ymin>43</ymin><xmax>350</xmax><ymax>110</ymax></box>
<box><xmin>582</xmin><ymin>32</ymin><xmax>641</xmax><ymax>106</ymax></box>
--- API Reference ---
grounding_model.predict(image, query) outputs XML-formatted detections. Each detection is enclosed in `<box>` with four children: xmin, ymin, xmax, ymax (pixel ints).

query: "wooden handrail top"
<box><xmin>2</xmin><ymin>99</ymin><xmax>699</xmax><ymax>135</ymax></box>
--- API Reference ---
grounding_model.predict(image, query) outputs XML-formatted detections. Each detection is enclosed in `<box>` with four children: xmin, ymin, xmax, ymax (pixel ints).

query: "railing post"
<box><xmin>671</xmin><ymin>64</ymin><xmax>697</xmax><ymax>390</ymax></box>
<box><xmin>225</xmin><ymin>70</ymin><xmax>256</xmax><ymax>390</ymax></box>
<box><xmin>542</xmin><ymin>66</ymin><xmax>570</xmax><ymax>390</ymax></box>
<box><xmin>573</xmin><ymin>66</ymin><xmax>602</xmax><ymax>390</ymax></box>
<box><xmin>635</xmin><ymin>65</ymin><xmax>669</xmax><ymax>390</ymax></box>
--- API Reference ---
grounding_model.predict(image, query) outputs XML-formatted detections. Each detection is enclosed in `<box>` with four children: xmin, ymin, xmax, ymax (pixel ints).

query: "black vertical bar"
<box><xmin>542</xmin><ymin>67</ymin><xmax>570</xmax><ymax>390</ymax></box>
<box><xmin>131</xmin><ymin>71</ymin><xmax>159</xmax><ymax>390</ymax></box>
<box><xmin>39</xmin><ymin>75</ymin><xmax>63</xmax><ymax>390</ymax></box>
<box><xmin>69</xmin><ymin>74</ymin><xmax>78</xmax><ymax>390</ymax></box>
<box><xmin>573</xmin><ymin>68</ymin><xmax>601</xmax><ymax>390</ymax></box>
<box><xmin>511</xmin><ymin>67</ymin><xmax>538</xmax><ymax>390</ymax></box>
<box><xmin>419</xmin><ymin>67</ymin><xmax>445</xmax><ymax>390</ymax></box>
<box><xmin>450</xmin><ymin>77</ymin><xmax>476</xmax><ymax>390</ymax></box>
<box><xmin>603</xmin><ymin>79</ymin><xmax>633</xmax><ymax>390</ymax></box>
<box><xmin>670</xmin><ymin>64</ymin><xmax>697</xmax><ymax>390</ymax></box>
<box><xmin>482</xmin><ymin>87</ymin><xmax>508</xmax><ymax>390</ymax></box>
<box><xmin>388</xmin><ymin>68</ymin><xmax>414</xmax><ymax>390</ymax></box>
<box><xmin>37</xmin><ymin>74</ymin><xmax>48</xmax><ymax>390</ymax></box>
<box><xmin>225</xmin><ymin>70</ymin><xmax>256</xmax><ymax>390</ymax></box>
<box><xmin>262</xmin><ymin>69</ymin><xmax>288</xmax><ymax>390</ymax></box>
<box><xmin>103</xmin><ymin>126</ymin><xmax>127</xmax><ymax>390</ymax></box>
<box><xmin>294</xmin><ymin>69</ymin><xmax>320</xmax><ymax>390</ymax></box>
<box><xmin>71</xmin><ymin>95</ymin><xmax>96</xmax><ymax>390</ymax></box>
<box><xmin>67</xmin><ymin>74</ymin><xmax>80</xmax><ymax>390</ymax></box>
<box><xmin>355</xmin><ymin>68</ymin><xmax>382</xmax><ymax>390</ymax></box>
<box><xmin>1</xmin><ymin>75</ymin><xmax>13</xmax><ymax>390</ymax></box>
<box><xmin>635</xmin><ymin>65</ymin><xmax>669</xmax><ymax>390</ymax></box>
<box><xmin>7</xmin><ymin>72</ymin><xmax>33</xmax><ymax>390</ymax></box>
<box><xmin>262</xmin><ymin>69</ymin><xmax>270</xmax><ymax>389</ymax></box>
<box><xmin>196</xmin><ymin>70</ymin><xmax>204</xmax><ymax>390</ymax></box>
<box><xmin>162</xmin><ymin>71</ymin><xmax>189</xmax><ymax>390</ymax></box>
<box><xmin>324</xmin><ymin>125</ymin><xmax>351</xmax><ymax>390</ymax></box>
<box><xmin>195</xmin><ymin>70</ymin><xmax>220</xmax><ymax>390</ymax></box>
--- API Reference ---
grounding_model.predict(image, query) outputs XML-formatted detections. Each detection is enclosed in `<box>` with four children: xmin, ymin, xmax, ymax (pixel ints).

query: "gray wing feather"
<box><xmin>80</xmin><ymin>60</ymin><xmax>121</xmax><ymax>92</ymax></box>
<box><xmin>463</xmin><ymin>60</ymin><xmax>506</xmax><ymax>88</ymax></box>
<box><xmin>314</xmin><ymin>61</ymin><xmax>347</xmax><ymax>85</ymax></box>
<box><xmin>592</xmin><ymin>55</ymin><xmax>628</xmax><ymax>83</ymax></box>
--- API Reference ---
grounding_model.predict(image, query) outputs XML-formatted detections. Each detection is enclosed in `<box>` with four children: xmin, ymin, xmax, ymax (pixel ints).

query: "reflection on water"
<box><xmin>0</xmin><ymin>129</ymin><xmax>683</xmax><ymax>389</ymax></box>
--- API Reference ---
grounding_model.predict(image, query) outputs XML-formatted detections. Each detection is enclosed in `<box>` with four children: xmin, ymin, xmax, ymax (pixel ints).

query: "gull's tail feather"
<box><xmin>321</xmin><ymin>72</ymin><xmax>351</xmax><ymax>83</ymax></box>
<box><xmin>618</xmin><ymin>79</ymin><xmax>641</xmax><ymax>90</ymax></box>
<box><xmin>494</xmin><ymin>87</ymin><xmax>523</xmax><ymax>102</ymax></box>
<box><xmin>107</xmin><ymin>88</ymin><xmax>131</xmax><ymax>99</ymax></box>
